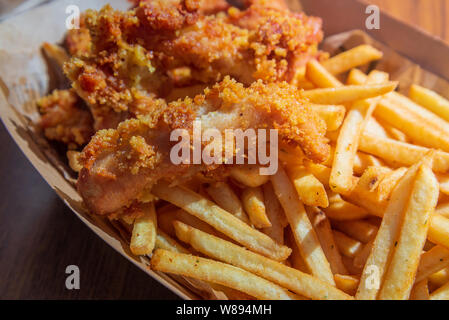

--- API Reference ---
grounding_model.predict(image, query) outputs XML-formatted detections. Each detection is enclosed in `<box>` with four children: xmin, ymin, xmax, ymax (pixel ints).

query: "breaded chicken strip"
<box><xmin>64</xmin><ymin>0</ymin><xmax>323</xmax><ymax>131</ymax></box>
<box><xmin>77</xmin><ymin>77</ymin><xmax>329</xmax><ymax>216</ymax></box>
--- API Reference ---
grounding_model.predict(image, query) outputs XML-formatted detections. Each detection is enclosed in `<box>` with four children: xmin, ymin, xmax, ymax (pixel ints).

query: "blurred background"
<box><xmin>0</xmin><ymin>0</ymin><xmax>447</xmax><ymax>299</ymax></box>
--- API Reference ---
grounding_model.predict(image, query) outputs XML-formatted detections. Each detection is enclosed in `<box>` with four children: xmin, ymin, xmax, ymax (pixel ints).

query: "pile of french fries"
<box><xmin>115</xmin><ymin>44</ymin><xmax>449</xmax><ymax>300</ymax></box>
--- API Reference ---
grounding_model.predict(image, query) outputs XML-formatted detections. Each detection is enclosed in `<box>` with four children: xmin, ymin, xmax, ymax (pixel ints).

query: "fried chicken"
<box><xmin>63</xmin><ymin>0</ymin><xmax>323</xmax><ymax>131</ymax></box>
<box><xmin>38</xmin><ymin>89</ymin><xmax>94</xmax><ymax>147</ymax></box>
<box><xmin>77</xmin><ymin>77</ymin><xmax>329</xmax><ymax>216</ymax></box>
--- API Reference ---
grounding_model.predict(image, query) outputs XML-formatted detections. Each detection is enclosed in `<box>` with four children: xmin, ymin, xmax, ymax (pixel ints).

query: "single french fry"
<box><xmin>332</xmin><ymin>220</ymin><xmax>378</xmax><ymax>244</ymax></box>
<box><xmin>409</xmin><ymin>84</ymin><xmax>449</xmax><ymax>122</ymax></box>
<box><xmin>334</xmin><ymin>274</ymin><xmax>359</xmax><ymax>296</ymax></box>
<box><xmin>151</xmin><ymin>249</ymin><xmax>300</xmax><ymax>300</ymax></box>
<box><xmin>353</xmin><ymin>240</ymin><xmax>374</xmax><ymax>269</ymax></box>
<box><xmin>322</xmin><ymin>45</ymin><xmax>383</xmax><ymax>75</ymax></box>
<box><xmin>410</xmin><ymin>280</ymin><xmax>430</xmax><ymax>300</ymax></box>
<box><xmin>430</xmin><ymin>281</ymin><xmax>449</xmax><ymax>300</ymax></box>
<box><xmin>130</xmin><ymin>202</ymin><xmax>157</xmax><ymax>255</ymax></box>
<box><xmin>241</xmin><ymin>187</ymin><xmax>271</xmax><ymax>228</ymax></box>
<box><xmin>428</xmin><ymin>214</ymin><xmax>449</xmax><ymax>250</ymax></box>
<box><xmin>306</xmin><ymin>207</ymin><xmax>348</xmax><ymax>275</ymax></box>
<box><xmin>230</xmin><ymin>165</ymin><xmax>269</xmax><ymax>188</ymax></box>
<box><xmin>379</xmin><ymin>164</ymin><xmax>439</xmax><ymax>300</ymax></box>
<box><xmin>310</xmin><ymin>104</ymin><xmax>346</xmax><ymax>131</ymax></box>
<box><xmin>359</xmin><ymin>133</ymin><xmax>449</xmax><ymax>172</ymax></box>
<box><xmin>302</xmin><ymin>82</ymin><xmax>397</xmax><ymax>105</ymax></box>
<box><xmin>261</xmin><ymin>183</ymin><xmax>287</xmax><ymax>244</ymax></box>
<box><xmin>174</xmin><ymin>221</ymin><xmax>352</xmax><ymax>300</ymax></box>
<box><xmin>306</xmin><ymin>59</ymin><xmax>343</xmax><ymax>88</ymax></box>
<box><xmin>271</xmin><ymin>166</ymin><xmax>335</xmax><ymax>284</ymax></box>
<box><xmin>324</xmin><ymin>192</ymin><xmax>369</xmax><ymax>221</ymax></box>
<box><xmin>415</xmin><ymin>245</ymin><xmax>449</xmax><ymax>283</ymax></box>
<box><xmin>205</xmin><ymin>182</ymin><xmax>249</xmax><ymax>223</ymax></box>
<box><xmin>356</xmin><ymin>158</ymin><xmax>427</xmax><ymax>300</ymax></box>
<box><xmin>152</xmin><ymin>181</ymin><xmax>291</xmax><ymax>261</ymax></box>
<box><xmin>288</xmin><ymin>166</ymin><xmax>329</xmax><ymax>208</ymax></box>
<box><xmin>333</xmin><ymin>231</ymin><xmax>363</xmax><ymax>258</ymax></box>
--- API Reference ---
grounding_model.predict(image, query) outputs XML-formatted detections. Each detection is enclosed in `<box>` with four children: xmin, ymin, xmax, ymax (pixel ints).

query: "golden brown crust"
<box><xmin>63</xmin><ymin>0</ymin><xmax>323</xmax><ymax>132</ymax></box>
<box><xmin>77</xmin><ymin>77</ymin><xmax>329</xmax><ymax>217</ymax></box>
<box><xmin>38</xmin><ymin>89</ymin><xmax>94</xmax><ymax>147</ymax></box>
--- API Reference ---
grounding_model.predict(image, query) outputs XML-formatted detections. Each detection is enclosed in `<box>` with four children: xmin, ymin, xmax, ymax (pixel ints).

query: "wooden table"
<box><xmin>0</xmin><ymin>0</ymin><xmax>447</xmax><ymax>299</ymax></box>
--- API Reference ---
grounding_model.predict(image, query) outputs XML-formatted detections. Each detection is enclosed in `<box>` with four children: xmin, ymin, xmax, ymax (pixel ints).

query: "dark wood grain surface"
<box><xmin>0</xmin><ymin>0</ymin><xmax>447</xmax><ymax>300</ymax></box>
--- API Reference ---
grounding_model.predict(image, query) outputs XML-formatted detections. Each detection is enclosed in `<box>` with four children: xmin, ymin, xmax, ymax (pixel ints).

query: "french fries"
<box><xmin>378</xmin><ymin>163</ymin><xmax>439</xmax><ymax>300</ymax></box>
<box><xmin>230</xmin><ymin>165</ymin><xmax>269</xmax><ymax>188</ymax></box>
<box><xmin>310</xmin><ymin>104</ymin><xmax>346</xmax><ymax>131</ymax></box>
<box><xmin>333</xmin><ymin>231</ymin><xmax>363</xmax><ymax>258</ymax></box>
<box><xmin>332</xmin><ymin>220</ymin><xmax>378</xmax><ymax>244</ymax></box>
<box><xmin>302</xmin><ymin>82</ymin><xmax>397</xmax><ymax>105</ymax></box>
<box><xmin>306</xmin><ymin>206</ymin><xmax>348</xmax><ymax>275</ymax></box>
<box><xmin>151</xmin><ymin>249</ymin><xmax>300</xmax><ymax>300</ymax></box>
<box><xmin>306</xmin><ymin>59</ymin><xmax>343</xmax><ymax>88</ymax></box>
<box><xmin>428</xmin><ymin>214</ymin><xmax>449</xmax><ymax>249</ymax></box>
<box><xmin>261</xmin><ymin>183</ymin><xmax>287</xmax><ymax>244</ymax></box>
<box><xmin>334</xmin><ymin>274</ymin><xmax>359</xmax><ymax>296</ymax></box>
<box><xmin>288</xmin><ymin>166</ymin><xmax>329</xmax><ymax>208</ymax></box>
<box><xmin>356</xmin><ymin>158</ymin><xmax>428</xmax><ymax>300</ymax></box>
<box><xmin>322</xmin><ymin>45</ymin><xmax>383</xmax><ymax>75</ymax></box>
<box><xmin>324</xmin><ymin>192</ymin><xmax>369</xmax><ymax>221</ymax></box>
<box><xmin>152</xmin><ymin>181</ymin><xmax>291</xmax><ymax>261</ymax></box>
<box><xmin>173</xmin><ymin>221</ymin><xmax>352</xmax><ymax>300</ymax></box>
<box><xmin>359</xmin><ymin>133</ymin><xmax>449</xmax><ymax>172</ymax></box>
<box><xmin>330</xmin><ymin>71</ymin><xmax>389</xmax><ymax>193</ymax></box>
<box><xmin>415</xmin><ymin>245</ymin><xmax>449</xmax><ymax>283</ymax></box>
<box><xmin>130</xmin><ymin>202</ymin><xmax>157</xmax><ymax>256</ymax></box>
<box><xmin>205</xmin><ymin>182</ymin><xmax>249</xmax><ymax>223</ymax></box>
<box><xmin>409</xmin><ymin>84</ymin><xmax>449</xmax><ymax>122</ymax></box>
<box><xmin>271</xmin><ymin>166</ymin><xmax>335</xmax><ymax>284</ymax></box>
<box><xmin>241</xmin><ymin>187</ymin><xmax>271</xmax><ymax>228</ymax></box>
<box><xmin>351</xmin><ymin>72</ymin><xmax>449</xmax><ymax>152</ymax></box>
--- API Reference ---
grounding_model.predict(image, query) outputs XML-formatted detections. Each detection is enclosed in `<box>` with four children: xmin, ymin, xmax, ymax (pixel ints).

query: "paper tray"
<box><xmin>0</xmin><ymin>0</ymin><xmax>448</xmax><ymax>300</ymax></box>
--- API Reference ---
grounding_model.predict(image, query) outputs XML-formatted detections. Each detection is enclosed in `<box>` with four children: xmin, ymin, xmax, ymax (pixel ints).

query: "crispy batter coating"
<box><xmin>65</xmin><ymin>14</ymin><xmax>91</xmax><ymax>56</ymax></box>
<box><xmin>64</xmin><ymin>0</ymin><xmax>323</xmax><ymax>131</ymax></box>
<box><xmin>77</xmin><ymin>77</ymin><xmax>329</xmax><ymax>216</ymax></box>
<box><xmin>38</xmin><ymin>89</ymin><xmax>94</xmax><ymax>147</ymax></box>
